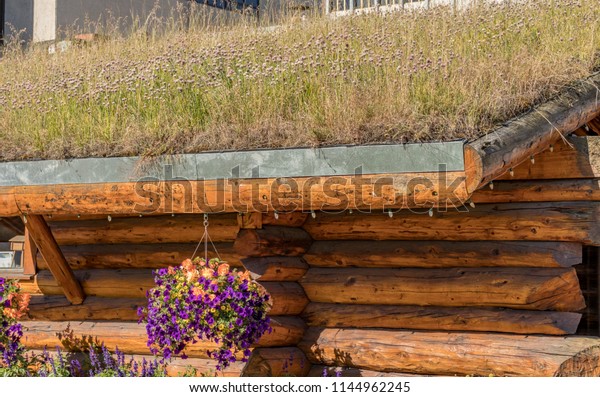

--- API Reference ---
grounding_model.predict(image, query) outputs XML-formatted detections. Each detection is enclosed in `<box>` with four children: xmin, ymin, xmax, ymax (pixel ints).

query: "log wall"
<box><xmin>15</xmin><ymin>135</ymin><xmax>600</xmax><ymax>377</ymax></box>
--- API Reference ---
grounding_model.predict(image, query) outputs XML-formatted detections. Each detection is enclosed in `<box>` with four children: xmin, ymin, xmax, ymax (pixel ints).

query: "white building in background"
<box><xmin>0</xmin><ymin>0</ymin><xmax>501</xmax><ymax>44</ymax></box>
<box><xmin>2</xmin><ymin>0</ymin><xmax>316</xmax><ymax>43</ymax></box>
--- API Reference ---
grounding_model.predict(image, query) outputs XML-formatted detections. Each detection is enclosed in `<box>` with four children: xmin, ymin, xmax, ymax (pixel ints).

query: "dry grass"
<box><xmin>0</xmin><ymin>0</ymin><xmax>598</xmax><ymax>161</ymax></box>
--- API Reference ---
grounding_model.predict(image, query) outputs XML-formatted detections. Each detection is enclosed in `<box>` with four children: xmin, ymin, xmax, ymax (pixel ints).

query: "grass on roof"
<box><xmin>0</xmin><ymin>0</ymin><xmax>599</xmax><ymax>162</ymax></box>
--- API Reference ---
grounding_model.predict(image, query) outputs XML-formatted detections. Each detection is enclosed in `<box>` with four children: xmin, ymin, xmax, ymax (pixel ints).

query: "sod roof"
<box><xmin>0</xmin><ymin>0</ymin><xmax>599</xmax><ymax>162</ymax></box>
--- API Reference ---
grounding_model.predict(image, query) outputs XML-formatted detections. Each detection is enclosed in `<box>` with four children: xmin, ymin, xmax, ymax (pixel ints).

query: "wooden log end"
<box><xmin>243</xmin><ymin>347</ymin><xmax>310</xmax><ymax>377</ymax></box>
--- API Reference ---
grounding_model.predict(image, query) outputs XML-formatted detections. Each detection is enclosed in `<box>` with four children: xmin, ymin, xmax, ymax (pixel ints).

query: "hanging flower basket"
<box><xmin>138</xmin><ymin>258</ymin><xmax>272</xmax><ymax>370</ymax></box>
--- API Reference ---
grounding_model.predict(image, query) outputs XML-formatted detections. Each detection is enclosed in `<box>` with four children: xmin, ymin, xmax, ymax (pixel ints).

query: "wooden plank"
<box><xmin>467</xmin><ymin>73</ymin><xmax>600</xmax><ymax>187</ymax></box>
<box><xmin>24</xmin><ymin>215</ymin><xmax>85</xmax><ymax>305</ymax></box>
<box><xmin>47</xmin><ymin>214</ymin><xmax>239</xmax><ymax>245</ymax></box>
<box><xmin>299</xmin><ymin>328</ymin><xmax>600</xmax><ymax>376</ymax></box>
<box><xmin>12</xmin><ymin>171</ymin><xmax>471</xmax><ymax>216</ymax></box>
<box><xmin>302</xmin><ymin>202</ymin><xmax>600</xmax><ymax>245</ymax></box>
<box><xmin>472</xmin><ymin>179</ymin><xmax>600</xmax><ymax>203</ymax></box>
<box><xmin>27</xmin><ymin>295</ymin><xmax>143</xmax><ymax>321</ymax></box>
<box><xmin>237</xmin><ymin>212</ymin><xmax>263</xmax><ymax>229</ymax></box>
<box><xmin>21</xmin><ymin>317</ymin><xmax>306</xmax><ymax>358</ymax></box>
<box><xmin>36</xmin><ymin>269</ymin><xmax>308</xmax><ymax>315</ymax></box>
<box><xmin>304</xmin><ymin>241</ymin><xmax>581</xmax><ymax>268</ymax></box>
<box><xmin>36</xmin><ymin>243</ymin><xmax>242</xmax><ymax>270</ymax></box>
<box><xmin>242</xmin><ymin>257</ymin><xmax>309</xmax><ymax>281</ymax></box>
<box><xmin>234</xmin><ymin>226</ymin><xmax>312</xmax><ymax>257</ymax></box>
<box><xmin>242</xmin><ymin>347</ymin><xmax>311</xmax><ymax>377</ymax></box>
<box><xmin>302</xmin><ymin>303</ymin><xmax>581</xmax><ymax>335</ymax></box>
<box><xmin>497</xmin><ymin>137</ymin><xmax>600</xmax><ymax>180</ymax></box>
<box><xmin>300</xmin><ymin>267</ymin><xmax>585</xmax><ymax>311</ymax></box>
<box><xmin>22</xmin><ymin>228</ymin><xmax>37</xmax><ymax>276</ymax></box>
<box><xmin>0</xmin><ymin>187</ymin><xmax>19</xmax><ymax>217</ymax></box>
<box><xmin>28</xmin><ymin>349</ymin><xmax>245</xmax><ymax>377</ymax></box>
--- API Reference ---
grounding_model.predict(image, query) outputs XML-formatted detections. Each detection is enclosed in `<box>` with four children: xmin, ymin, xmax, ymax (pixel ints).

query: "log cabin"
<box><xmin>0</xmin><ymin>71</ymin><xmax>599</xmax><ymax>377</ymax></box>
<box><xmin>1</xmin><ymin>0</ymin><xmax>600</xmax><ymax>375</ymax></box>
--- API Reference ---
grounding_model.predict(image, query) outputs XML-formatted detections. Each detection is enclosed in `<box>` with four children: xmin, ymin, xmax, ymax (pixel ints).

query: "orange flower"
<box><xmin>186</xmin><ymin>269</ymin><xmax>199</xmax><ymax>283</ymax></box>
<box><xmin>191</xmin><ymin>286</ymin><xmax>204</xmax><ymax>297</ymax></box>
<box><xmin>217</xmin><ymin>263</ymin><xmax>230</xmax><ymax>277</ymax></box>
<box><xmin>238</xmin><ymin>271</ymin><xmax>251</xmax><ymax>281</ymax></box>
<box><xmin>201</xmin><ymin>268</ymin><xmax>213</xmax><ymax>279</ymax></box>
<box><xmin>181</xmin><ymin>259</ymin><xmax>194</xmax><ymax>272</ymax></box>
<box><xmin>167</xmin><ymin>266</ymin><xmax>176</xmax><ymax>275</ymax></box>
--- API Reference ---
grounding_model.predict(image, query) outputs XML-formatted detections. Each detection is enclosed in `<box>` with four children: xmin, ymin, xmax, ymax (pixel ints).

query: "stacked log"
<box><xmin>233</xmin><ymin>213</ymin><xmax>311</xmax><ymax>376</ymax></box>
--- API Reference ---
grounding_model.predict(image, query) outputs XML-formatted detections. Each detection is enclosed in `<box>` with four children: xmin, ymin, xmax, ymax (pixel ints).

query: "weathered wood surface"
<box><xmin>25</xmin><ymin>215</ymin><xmax>85</xmax><ymax>305</ymax></box>
<box><xmin>36</xmin><ymin>243</ymin><xmax>242</xmax><ymax>270</ymax></box>
<box><xmin>234</xmin><ymin>226</ymin><xmax>313</xmax><ymax>257</ymax></box>
<box><xmin>304</xmin><ymin>241</ymin><xmax>581</xmax><ymax>268</ymax></box>
<box><xmin>47</xmin><ymin>214</ymin><xmax>239</xmax><ymax>245</ymax></box>
<box><xmin>299</xmin><ymin>328</ymin><xmax>600</xmax><ymax>376</ymax></box>
<box><xmin>242</xmin><ymin>347</ymin><xmax>311</xmax><ymax>377</ymax></box>
<box><xmin>472</xmin><ymin>179</ymin><xmax>600</xmax><ymax>203</ymax></box>
<box><xmin>242</xmin><ymin>257</ymin><xmax>309</xmax><ymax>281</ymax></box>
<box><xmin>36</xmin><ymin>269</ymin><xmax>307</xmax><ymax>315</ymax></box>
<box><xmin>308</xmin><ymin>366</ymin><xmax>422</xmax><ymax>377</ymax></box>
<box><xmin>12</xmin><ymin>171</ymin><xmax>471</xmax><ymax>216</ymax></box>
<box><xmin>0</xmin><ymin>187</ymin><xmax>19</xmax><ymax>217</ymax></box>
<box><xmin>262</xmin><ymin>212</ymin><xmax>309</xmax><ymax>227</ymax></box>
<box><xmin>27</xmin><ymin>349</ymin><xmax>245</xmax><ymax>377</ymax></box>
<box><xmin>497</xmin><ymin>137</ymin><xmax>600</xmax><ymax>180</ymax></box>
<box><xmin>303</xmin><ymin>202</ymin><xmax>600</xmax><ymax>245</ymax></box>
<box><xmin>467</xmin><ymin>73</ymin><xmax>600</xmax><ymax>188</ymax></box>
<box><xmin>27</xmin><ymin>295</ymin><xmax>144</xmax><ymax>321</ymax></box>
<box><xmin>302</xmin><ymin>303</ymin><xmax>581</xmax><ymax>335</ymax></box>
<box><xmin>22</xmin><ymin>229</ymin><xmax>37</xmax><ymax>276</ymax></box>
<box><xmin>300</xmin><ymin>267</ymin><xmax>585</xmax><ymax>311</ymax></box>
<box><xmin>21</xmin><ymin>317</ymin><xmax>306</xmax><ymax>357</ymax></box>
<box><xmin>237</xmin><ymin>212</ymin><xmax>263</xmax><ymax>229</ymax></box>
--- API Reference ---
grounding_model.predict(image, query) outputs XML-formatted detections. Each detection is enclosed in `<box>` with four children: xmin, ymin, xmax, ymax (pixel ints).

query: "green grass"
<box><xmin>0</xmin><ymin>0</ymin><xmax>598</xmax><ymax>161</ymax></box>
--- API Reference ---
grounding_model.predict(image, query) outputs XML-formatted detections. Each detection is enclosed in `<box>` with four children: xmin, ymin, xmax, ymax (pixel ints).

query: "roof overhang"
<box><xmin>1</xmin><ymin>72</ymin><xmax>599</xmax><ymax>218</ymax></box>
<box><xmin>0</xmin><ymin>141</ymin><xmax>473</xmax><ymax>216</ymax></box>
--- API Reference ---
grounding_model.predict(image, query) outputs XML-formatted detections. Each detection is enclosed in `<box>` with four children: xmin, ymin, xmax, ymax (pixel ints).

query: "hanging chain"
<box><xmin>204</xmin><ymin>214</ymin><xmax>209</xmax><ymax>263</ymax></box>
<box><xmin>191</xmin><ymin>213</ymin><xmax>222</xmax><ymax>261</ymax></box>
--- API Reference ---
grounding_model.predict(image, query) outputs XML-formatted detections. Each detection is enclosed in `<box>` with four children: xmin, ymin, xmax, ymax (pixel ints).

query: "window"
<box><xmin>0</xmin><ymin>236</ymin><xmax>24</xmax><ymax>270</ymax></box>
<box><xmin>0</xmin><ymin>217</ymin><xmax>34</xmax><ymax>279</ymax></box>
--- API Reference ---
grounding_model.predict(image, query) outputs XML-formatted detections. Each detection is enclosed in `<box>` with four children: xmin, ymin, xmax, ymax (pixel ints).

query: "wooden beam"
<box><xmin>20</xmin><ymin>318</ymin><xmax>306</xmax><ymax>358</ymax></box>
<box><xmin>36</xmin><ymin>269</ymin><xmax>308</xmax><ymax>316</ymax></box>
<box><xmin>22</xmin><ymin>229</ymin><xmax>37</xmax><ymax>276</ymax></box>
<box><xmin>472</xmin><ymin>179</ymin><xmax>600</xmax><ymax>203</ymax></box>
<box><xmin>299</xmin><ymin>328</ymin><xmax>600</xmax><ymax>376</ymax></box>
<box><xmin>466</xmin><ymin>73</ymin><xmax>600</xmax><ymax>188</ymax></box>
<box><xmin>35</xmin><ymin>243</ymin><xmax>242</xmax><ymax>270</ymax></box>
<box><xmin>304</xmin><ymin>241</ymin><xmax>581</xmax><ymax>268</ymax></box>
<box><xmin>47</xmin><ymin>214</ymin><xmax>239</xmax><ymax>245</ymax></box>
<box><xmin>302</xmin><ymin>303</ymin><xmax>581</xmax><ymax>335</ymax></box>
<box><xmin>237</xmin><ymin>212</ymin><xmax>263</xmax><ymax>229</ymax></box>
<box><xmin>12</xmin><ymin>171</ymin><xmax>472</xmax><ymax>216</ymax></box>
<box><xmin>0</xmin><ymin>187</ymin><xmax>19</xmax><ymax>217</ymax></box>
<box><xmin>300</xmin><ymin>267</ymin><xmax>585</xmax><ymax>311</ymax></box>
<box><xmin>242</xmin><ymin>257</ymin><xmax>309</xmax><ymax>281</ymax></box>
<box><xmin>497</xmin><ymin>136</ymin><xmax>600</xmax><ymax>180</ymax></box>
<box><xmin>234</xmin><ymin>226</ymin><xmax>312</xmax><ymax>257</ymax></box>
<box><xmin>303</xmin><ymin>202</ymin><xmax>600</xmax><ymax>245</ymax></box>
<box><xmin>262</xmin><ymin>212</ymin><xmax>309</xmax><ymax>227</ymax></box>
<box><xmin>27</xmin><ymin>295</ymin><xmax>144</xmax><ymax>321</ymax></box>
<box><xmin>24</xmin><ymin>215</ymin><xmax>85</xmax><ymax>305</ymax></box>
